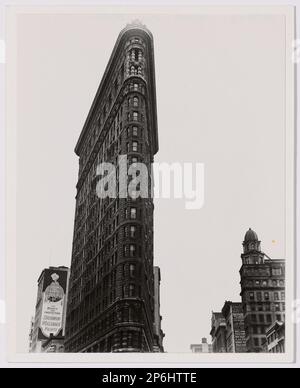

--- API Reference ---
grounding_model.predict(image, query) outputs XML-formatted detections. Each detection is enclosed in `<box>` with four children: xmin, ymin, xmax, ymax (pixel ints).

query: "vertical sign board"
<box><xmin>37</xmin><ymin>268</ymin><xmax>68</xmax><ymax>340</ymax></box>
<box><xmin>232</xmin><ymin>305</ymin><xmax>247</xmax><ymax>352</ymax></box>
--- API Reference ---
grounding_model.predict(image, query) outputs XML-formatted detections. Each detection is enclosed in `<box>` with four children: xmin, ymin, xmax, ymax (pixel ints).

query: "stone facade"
<box><xmin>210</xmin><ymin>312</ymin><xmax>227</xmax><ymax>353</ymax></box>
<box><xmin>240</xmin><ymin>229</ymin><xmax>285</xmax><ymax>352</ymax></box>
<box><xmin>64</xmin><ymin>22</ymin><xmax>161</xmax><ymax>353</ymax></box>
<box><xmin>222</xmin><ymin>301</ymin><xmax>247</xmax><ymax>353</ymax></box>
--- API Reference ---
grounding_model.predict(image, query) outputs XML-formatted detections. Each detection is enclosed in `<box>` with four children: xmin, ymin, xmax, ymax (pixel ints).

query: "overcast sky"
<box><xmin>16</xmin><ymin>11</ymin><xmax>286</xmax><ymax>353</ymax></box>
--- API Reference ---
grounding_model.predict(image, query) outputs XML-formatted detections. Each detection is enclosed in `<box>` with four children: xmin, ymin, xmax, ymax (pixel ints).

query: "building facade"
<box><xmin>210</xmin><ymin>312</ymin><xmax>227</xmax><ymax>353</ymax></box>
<box><xmin>190</xmin><ymin>338</ymin><xmax>212</xmax><ymax>353</ymax></box>
<box><xmin>65</xmin><ymin>21</ymin><xmax>162</xmax><ymax>353</ymax></box>
<box><xmin>30</xmin><ymin>266</ymin><xmax>69</xmax><ymax>353</ymax></box>
<box><xmin>266</xmin><ymin>321</ymin><xmax>285</xmax><ymax>353</ymax></box>
<box><xmin>28</xmin><ymin>316</ymin><xmax>34</xmax><ymax>352</ymax></box>
<box><xmin>240</xmin><ymin>229</ymin><xmax>285</xmax><ymax>352</ymax></box>
<box><xmin>42</xmin><ymin>335</ymin><xmax>65</xmax><ymax>353</ymax></box>
<box><xmin>153</xmin><ymin>267</ymin><xmax>164</xmax><ymax>352</ymax></box>
<box><xmin>221</xmin><ymin>301</ymin><xmax>247</xmax><ymax>353</ymax></box>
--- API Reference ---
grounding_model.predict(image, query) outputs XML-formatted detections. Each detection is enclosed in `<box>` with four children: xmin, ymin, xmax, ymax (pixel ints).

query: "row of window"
<box><xmin>127</xmin><ymin>140</ymin><xmax>143</xmax><ymax>153</ymax></box>
<box><xmin>127</xmin><ymin>96</ymin><xmax>140</xmax><ymax>108</ymax></box>
<box><xmin>127</xmin><ymin>111</ymin><xmax>144</xmax><ymax>123</ymax></box>
<box><xmin>78</xmin><ymin>78</ymin><xmax>145</xmax><ymax>173</ymax></box>
<box><xmin>123</xmin><ymin>244</ymin><xmax>142</xmax><ymax>258</ymax></box>
<box><xmin>122</xmin><ymin>283</ymin><xmax>141</xmax><ymax>298</ymax></box>
<box><xmin>248</xmin><ymin>291</ymin><xmax>285</xmax><ymax>302</ymax></box>
<box><xmin>246</xmin><ymin>326</ymin><xmax>265</xmax><ymax>336</ymax></box>
<box><xmin>245</xmin><ymin>279</ymin><xmax>285</xmax><ymax>288</ymax></box>
<box><xmin>67</xmin><ymin>308</ymin><xmax>143</xmax><ymax>351</ymax></box>
<box><xmin>269</xmin><ymin>343</ymin><xmax>284</xmax><ymax>353</ymax></box>
<box><xmin>246</xmin><ymin>302</ymin><xmax>285</xmax><ymax>313</ymax></box>
<box><xmin>247</xmin><ymin>313</ymin><xmax>285</xmax><ymax>324</ymax></box>
<box><xmin>129</xmin><ymin>65</ymin><xmax>143</xmax><ymax>76</ymax></box>
<box><xmin>129</xmin><ymin>48</ymin><xmax>143</xmax><ymax>62</ymax></box>
<box><xmin>127</xmin><ymin>125</ymin><xmax>142</xmax><ymax>138</ymax></box>
<box><xmin>250</xmin><ymin>337</ymin><xmax>264</xmax><ymax>348</ymax></box>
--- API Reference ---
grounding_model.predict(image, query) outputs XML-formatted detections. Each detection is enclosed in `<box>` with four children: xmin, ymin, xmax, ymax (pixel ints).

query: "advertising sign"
<box><xmin>38</xmin><ymin>268</ymin><xmax>68</xmax><ymax>340</ymax></box>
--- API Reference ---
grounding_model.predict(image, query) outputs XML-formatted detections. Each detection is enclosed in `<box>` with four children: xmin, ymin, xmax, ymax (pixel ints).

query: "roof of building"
<box><xmin>74</xmin><ymin>21</ymin><xmax>158</xmax><ymax>157</ymax></box>
<box><xmin>244</xmin><ymin>228</ymin><xmax>259</xmax><ymax>242</ymax></box>
<box><xmin>37</xmin><ymin>265</ymin><xmax>69</xmax><ymax>284</ymax></box>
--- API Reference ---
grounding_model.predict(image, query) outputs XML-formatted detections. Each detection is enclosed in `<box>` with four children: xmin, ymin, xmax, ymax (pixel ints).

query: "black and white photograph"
<box><xmin>1</xmin><ymin>2</ymin><xmax>298</xmax><ymax>370</ymax></box>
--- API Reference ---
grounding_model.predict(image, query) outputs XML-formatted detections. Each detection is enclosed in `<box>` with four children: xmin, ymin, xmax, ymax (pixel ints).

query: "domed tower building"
<box><xmin>240</xmin><ymin>229</ymin><xmax>285</xmax><ymax>353</ymax></box>
<box><xmin>64</xmin><ymin>21</ymin><xmax>163</xmax><ymax>352</ymax></box>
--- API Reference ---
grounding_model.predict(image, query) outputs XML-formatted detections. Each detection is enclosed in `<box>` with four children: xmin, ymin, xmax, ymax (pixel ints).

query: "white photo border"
<box><xmin>5</xmin><ymin>3</ymin><xmax>296</xmax><ymax>364</ymax></box>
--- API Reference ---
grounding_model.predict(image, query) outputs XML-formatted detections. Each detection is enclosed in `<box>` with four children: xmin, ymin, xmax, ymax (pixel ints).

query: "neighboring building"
<box><xmin>190</xmin><ymin>337</ymin><xmax>212</xmax><ymax>353</ymax></box>
<box><xmin>265</xmin><ymin>321</ymin><xmax>285</xmax><ymax>353</ymax></box>
<box><xmin>210</xmin><ymin>312</ymin><xmax>227</xmax><ymax>353</ymax></box>
<box><xmin>221</xmin><ymin>301</ymin><xmax>247</xmax><ymax>353</ymax></box>
<box><xmin>65</xmin><ymin>21</ymin><xmax>161</xmax><ymax>353</ymax></box>
<box><xmin>30</xmin><ymin>266</ymin><xmax>69</xmax><ymax>353</ymax></box>
<box><xmin>240</xmin><ymin>228</ymin><xmax>285</xmax><ymax>352</ymax></box>
<box><xmin>153</xmin><ymin>267</ymin><xmax>164</xmax><ymax>352</ymax></box>
<box><xmin>42</xmin><ymin>335</ymin><xmax>65</xmax><ymax>353</ymax></box>
<box><xmin>28</xmin><ymin>316</ymin><xmax>34</xmax><ymax>352</ymax></box>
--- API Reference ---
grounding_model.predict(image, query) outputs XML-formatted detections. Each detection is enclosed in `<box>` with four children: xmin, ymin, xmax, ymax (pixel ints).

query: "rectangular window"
<box><xmin>274</xmin><ymin>292</ymin><xmax>279</xmax><ymax>301</ymax></box>
<box><xmin>264</xmin><ymin>292</ymin><xmax>269</xmax><ymax>300</ymax></box>
<box><xmin>133</xmin><ymin>97</ymin><xmax>139</xmax><ymax>107</ymax></box>
<box><xmin>133</xmin><ymin>112</ymin><xmax>138</xmax><ymax>121</ymax></box>
<box><xmin>132</xmin><ymin>126</ymin><xmax>138</xmax><ymax>136</ymax></box>
<box><xmin>249</xmin><ymin>292</ymin><xmax>255</xmax><ymax>301</ymax></box>
<box><xmin>272</xmin><ymin>268</ymin><xmax>282</xmax><ymax>276</ymax></box>
<box><xmin>130</xmin><ymin>208</ymin><xmax>137</xmax><ymax>219</ymax></box>
<box><xmin>257</xmin><ymin>292</ymin><xmax>262</xmax><ymax>301</ymax></box>
<box><xmin>129</xmin><ymin>244</ymin><xmax>136</xmax><ymax>257</ymax></box>
<box><xmin>132</xmin><ymin>141</ymin><xmax>138</xmax><ymax>152</ymax></box>
<box><xmin>122</xmin><ymin>285</ymin><xmax>127</xmax><ymax>298</ymax></box>
<box><xmin>129</xmin><ymin>264</ymin><xmax>136</xmax><ymax>277</ymax></box>
<box><xmin>129</xmin><ymin>284</ymin><xmax>135</xmax><ymax>297</ymax></box>
<box><xmin>130</xmin><ymin>225</ymin><xmax>137</xmax><ymax>238</ymax></box>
